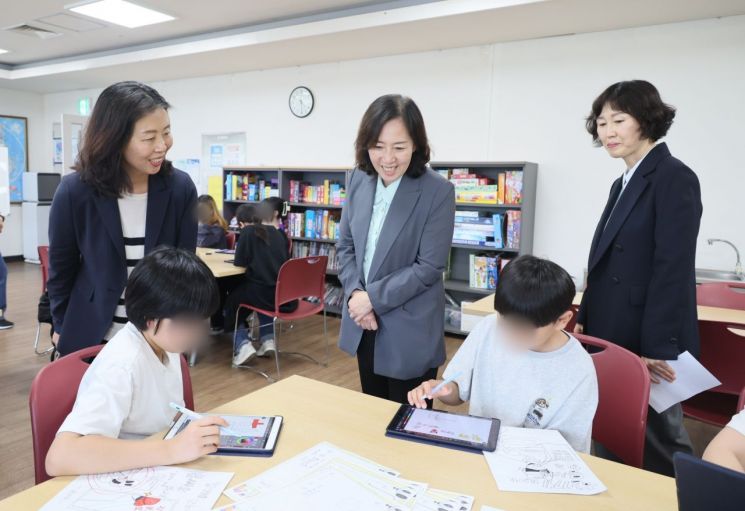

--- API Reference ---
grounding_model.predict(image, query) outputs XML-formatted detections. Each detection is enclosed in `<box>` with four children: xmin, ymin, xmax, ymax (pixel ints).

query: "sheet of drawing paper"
<box><xmin>223</xmin><ymin>442</ymin><xmax>400</xmax><ymax>501</ymax></box>
<box><xmin>39</xmin><ymin>466</ymin><xmax>234</xmax><ymax>511</ymax></box>
<box><xmin>482</xmin><ymin>427</ymin><xmax>606</xmax><ymax>495</ymax></box>
<box><xmin>412</xmin><ymin>487</ymin><xmax>474</xmax><ymax>511</ymax></box>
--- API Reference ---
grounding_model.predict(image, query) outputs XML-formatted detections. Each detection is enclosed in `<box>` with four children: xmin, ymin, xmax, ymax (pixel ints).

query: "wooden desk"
<box><xmin>0</xmin><ymin>376</ymin><xmax>677</xmax><ymax>510</ymax></box>
<box><xmin>197</xmin><ymin>247</ymin><xmax>245</xmax><ymax>278</ymax></box>
<box><xmin>463</xmin><ymin>291</ymin><xmax>745</xmax><ymax>325</ymax></box>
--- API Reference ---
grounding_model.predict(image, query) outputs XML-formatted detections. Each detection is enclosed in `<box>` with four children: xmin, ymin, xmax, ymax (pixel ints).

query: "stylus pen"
<box><xmin>426</xmin><ymin>371</ymin><xmax>463</xmax><ymax>399</ymax></box>
<box><xmin>169</xmin><ymin>402</ymin><xmax>242</xmax><ymax>436</ymax></box>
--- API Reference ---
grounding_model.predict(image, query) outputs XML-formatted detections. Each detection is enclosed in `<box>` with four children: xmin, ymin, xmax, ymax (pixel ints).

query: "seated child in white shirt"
<box><xmin>46</xmin><ymin>247</ymin><xmax>229</xmax><ymax>476</ymax></box>
<box><xmin>408</xmin><ymin>255</ymin><xmax>599</xmax><ymax>452</ymax></box>
<box><xmin>703</xmin><ymin>408</ymin><xmax>745</xmax><ymax>473</ymax></box>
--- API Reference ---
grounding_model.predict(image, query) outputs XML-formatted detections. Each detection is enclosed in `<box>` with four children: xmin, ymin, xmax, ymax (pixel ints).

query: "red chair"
<box><xmin>233</xmin><ymin>256</ymin><xmax>328</xmax><ymax>381</ymax></box>
<box><xmin>35</xmin><ymin>246</ymin><xmax>54</xmax><ymax>356</ymax></box>
<box><xmin>683</xmin><ymin>321</ymin><xmax>745</xmax><ymax>426</ymax></box>
<box><xmin>738</xmin><ymin>386</ymin><xmax>745</xmax><ymax>413</ymax></box>
<box><xmin>225</xmin><ymin>231</ymin><xmax>236</xmax><ymax>250</ymax></box>
<box><xmin>29</xmin><ymin>345</ymin><xmax>194</xmax><ymax>484</ymax></box>
<box><xmin>697</xmin><ymin>282</ymin><xmax>745</xmax><ymax>310</ymax></box>
<box><xmin>575</xmin><ymin>333</ymin><xmax>651</xmax><ymax>468</ymax></box>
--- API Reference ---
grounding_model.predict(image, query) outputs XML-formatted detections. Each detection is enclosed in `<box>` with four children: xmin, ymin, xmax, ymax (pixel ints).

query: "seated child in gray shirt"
<box><xmin>408</xmin><ymin>255</ymin><xmax>598</xmax><ymax>452</ymax></box>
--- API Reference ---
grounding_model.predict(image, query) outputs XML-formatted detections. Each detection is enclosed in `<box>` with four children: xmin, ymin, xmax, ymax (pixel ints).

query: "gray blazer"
<box><xmin>337</xmin><ymin>167</ymin><xmax>455</xmax><ymax>379</ymax></box>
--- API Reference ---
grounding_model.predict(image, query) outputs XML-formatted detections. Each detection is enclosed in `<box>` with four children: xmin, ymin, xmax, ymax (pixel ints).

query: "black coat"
<box><xmin>47</xmin><ymin>168</ymin><xmax>198</xmax><ymax>355</ymax></box>
<box><xmin>577</xmin><ymin>143</ymin><xmax>702</xmax><ymax>359</ymax></box>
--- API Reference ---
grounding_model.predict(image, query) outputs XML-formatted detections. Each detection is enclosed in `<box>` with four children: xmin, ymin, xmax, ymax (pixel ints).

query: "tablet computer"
<box><xmin>385</xmin><ymin>405</ymin><xmax>500</xmax><ymax>453</ymax></box>
<box><xmin>164</xmin><ymin>414</ymin><xmax>282</xmax><ymax>457</ymax></box>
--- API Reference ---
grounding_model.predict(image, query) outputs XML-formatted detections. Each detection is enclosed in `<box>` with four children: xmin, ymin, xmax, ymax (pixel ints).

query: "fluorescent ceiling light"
<box><xmin>68</xmin><ymin>0</ymin><xmax>175</xmax><ymax>29</ymax></box>
<box><xmin>0</xmin><ymin>49</ymin><xmax>8</xmax><ymax>55</ymax></box>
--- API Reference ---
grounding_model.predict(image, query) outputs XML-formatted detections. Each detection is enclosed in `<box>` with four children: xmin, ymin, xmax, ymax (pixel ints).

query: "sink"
<box><xmin>696</xmin><ymin>268</ymin><xmax>745</xmax><ymax>283</ymax></box>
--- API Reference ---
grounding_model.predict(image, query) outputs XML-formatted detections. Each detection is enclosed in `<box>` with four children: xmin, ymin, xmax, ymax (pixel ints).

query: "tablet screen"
<box><xmin>170</xmin><ymin>415</ymin><xmax>277</xmax><ymax>450</ymax></box>
<box><xmin>388</xmin><ymin>406</ymin><xmax>499</xmax><ymax>450</ymax></box>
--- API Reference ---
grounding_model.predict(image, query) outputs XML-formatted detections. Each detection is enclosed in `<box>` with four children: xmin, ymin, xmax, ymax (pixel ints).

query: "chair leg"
<box><xmin>34</xmin><ymin>323</ymin><xmax>53</xmax><ymax>356</ymax></box>
<box><xmin>189</xmin><ymin>348</ymin><xmax>197</xmax><ymax>367</ymax></box>
<box><xmin>323</xmin><ymin>309</ymin><xmax>329</xmax><ymax>367</ymax></box>
<box><xmin>273</xmin><ymin>316</ymin><xmax>281</xmax><ymax>381</ymax></box>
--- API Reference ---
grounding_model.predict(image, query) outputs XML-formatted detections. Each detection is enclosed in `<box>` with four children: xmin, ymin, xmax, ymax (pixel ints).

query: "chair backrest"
<box><xmin>38</xmin><ymin>245</ymin><xmax>50</xmax><ymax>293</ymax></box>
<box><xmin>697</xmin><ymin>282</ymin><xmax>745</xmax><ymax>310</ymax></box>
<box><xmin>697</xmin><ymin>321</ymin><xmax>745</xmax><ymax>395</ymax></box>
<box><xmin>575</xmin><ymin>333</ymin><xmax>651</xmax><ymax>468</ymax></box>
<box><xmin>565</xmin><ymin>305</ymin><xmax>579</xmax><ymax>334</ymax></box>
<box><xmin>29</xmin><ymin>346</ymin><xmax>194</xmax><ymax>484</ymax></box>
<box><xmin>738</xmin><ymin>386</ymin><xmax>745</xmax><ymax>413</ymax></box>
<box><xmin>275</xmin><ymin>256</ymin><xmax>328</xmax><ymax>309</ymax></box>
<box><xmin>225</xmin><ymin>231</ymin><xmax>236</xmax><ymax>250</ymax></box>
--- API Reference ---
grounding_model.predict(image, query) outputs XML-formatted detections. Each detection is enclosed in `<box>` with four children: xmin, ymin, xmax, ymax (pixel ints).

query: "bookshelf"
<box><xmin>222</xmin><ymin>166</ymin><xmax>351</xmax><ymax>316</ymax></box>
<box><xmin>221</xmin><ymin>162</ymin><xmax>538</xmax><ymax>336</ymax></box>
<box><xmin>430</xmin><ymin>161</ymin><xmax>538</xmax><ymax>336</ymax></box>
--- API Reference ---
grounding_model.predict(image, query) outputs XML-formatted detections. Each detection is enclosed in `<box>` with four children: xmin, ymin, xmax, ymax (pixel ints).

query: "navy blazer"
<box><xmin>577</xmin><ymin>143</ymin><xmax>702</xmax><ymax>359</ymax></box>
<box><xmin>47</xmin><ymin>168</ymin><xmax>198</xmax><ymax>355</ymax></box>
<box><xmin>337</xmin><ymin>168</ymin><xmax>455</xmax><ymax>379</ymax></box>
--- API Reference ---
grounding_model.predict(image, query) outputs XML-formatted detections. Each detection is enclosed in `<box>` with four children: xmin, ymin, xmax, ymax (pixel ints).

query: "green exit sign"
<box><xmin>77</xmin><ymin>97</ymin><xmax>91</xmax><ymax>116</ymax></box>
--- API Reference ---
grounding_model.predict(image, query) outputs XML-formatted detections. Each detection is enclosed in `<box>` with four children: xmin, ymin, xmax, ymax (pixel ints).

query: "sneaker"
<box><xmin>256</xmin><ymin>339</ymin><xmax>276</xmax><ymax>358</ymax></box>
<box><xmin>0</xmin><ymin>318</ymin><xmax>14</xmax><ymax>330</ymax></box>
<box><xmin>233</xmin><ymin>342</ymin><xmax>257</xmax><ymax>366</ymax></box>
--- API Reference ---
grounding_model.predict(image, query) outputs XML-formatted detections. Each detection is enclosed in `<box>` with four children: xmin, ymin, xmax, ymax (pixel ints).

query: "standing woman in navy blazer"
<box><xmin>48</xmin><ymin>81</ymin><xmax>198</xmax><ymax>356</ymax></box>
<box><xmin>337</xmin><ymin>95</ymin><xmax>455</xmax><ymax>405</ymax></box>
<box><xmin>576</xmin><ymin>81</ymin><xmax>703</xmax><ymax>475</ymax></box>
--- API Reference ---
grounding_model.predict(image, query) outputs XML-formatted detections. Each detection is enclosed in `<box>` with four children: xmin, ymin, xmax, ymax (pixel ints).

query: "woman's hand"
<box><xmin>642</xmin><ymin>357</ymin><xmax>676</xmax><ymax>384</ymax></box>
<box><xmin>355</xmin><ymin>311</ymin><xmax>378</xmax><ymax>331</ymax></box>
<box><xmin>348</xmin><ymin>290</ymin><xmax>374</xmax><ymax>320</ymax></box>
<box><xmin>573</xmin><ymin>323</ymin><xmax>584</xmax><ymax>334</ymax></box>
<box><xmin>166</xmin><ymin>416</ymin><xmax>228</xmax><ymax>465</ymax></box>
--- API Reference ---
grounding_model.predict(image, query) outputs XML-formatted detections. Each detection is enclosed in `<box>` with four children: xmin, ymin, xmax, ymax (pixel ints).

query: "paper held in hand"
<box><xmin>648</xmin><ymin>351</ymin><xmax>721</xmax><ymax>414</ymax></box>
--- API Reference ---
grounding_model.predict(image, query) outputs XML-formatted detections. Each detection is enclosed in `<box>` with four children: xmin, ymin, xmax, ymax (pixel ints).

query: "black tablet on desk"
<box><xmin>386</xmin><ymin>405</ymin><xmax>500</xmax><ymax>453</ymax></box>
<box><xmin>164</xmin><ymin>414</ymin><xmax>282</xmax><ymax>457</ymax></box>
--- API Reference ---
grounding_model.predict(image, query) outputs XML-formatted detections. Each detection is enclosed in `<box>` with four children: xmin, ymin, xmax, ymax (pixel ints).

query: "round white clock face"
<box><xmin>289</xmin><ymin>86</ymin><xmax>314</xmax><ymax>118</ymax></box>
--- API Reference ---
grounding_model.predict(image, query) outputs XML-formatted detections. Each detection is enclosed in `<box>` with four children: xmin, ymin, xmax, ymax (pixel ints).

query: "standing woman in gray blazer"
<box><xmin>337</xmin><ymin>94</ymin><xmax>455</xmax><ymax>404</ymax></box>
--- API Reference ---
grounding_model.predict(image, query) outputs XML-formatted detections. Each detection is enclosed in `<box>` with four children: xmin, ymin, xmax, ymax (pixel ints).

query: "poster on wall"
<box><xmin>0</xmin><ymin>115</ymin><xmax>29</xmax><ymax>202</ymax></box>
<box><xmin>173</xmin><ymin>158</ymin><xmax>202</xmax><ymax>192</ymax></box>
<box><xmin>202</xmin><ymin>132</ymin><xmax>246</xmax><ymax>174</ymax></box>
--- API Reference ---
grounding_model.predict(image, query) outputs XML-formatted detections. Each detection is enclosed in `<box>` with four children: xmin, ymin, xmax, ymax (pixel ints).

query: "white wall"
<box><xmin>0</xmin><ymin>87</ymin><xmax>47</xmax><ymax>257</ymax></box>
<box><xmin>41</xmin><ymin>14</ymin><xmax>745</xmax><ymax>278</ymax></box>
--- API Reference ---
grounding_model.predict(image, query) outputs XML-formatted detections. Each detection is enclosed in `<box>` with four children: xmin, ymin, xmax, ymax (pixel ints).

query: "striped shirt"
<box><xmin>104</xmin><ymin>192</ymin><xmax>147</xmax><ymax>340</ymax></box>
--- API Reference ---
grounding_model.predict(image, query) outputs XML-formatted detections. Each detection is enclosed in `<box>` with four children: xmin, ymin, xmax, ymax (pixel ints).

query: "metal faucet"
<box><xmin>707</xmin><ymin>238</ymin><xmax>743</xmax><ymax>277</ymax></box>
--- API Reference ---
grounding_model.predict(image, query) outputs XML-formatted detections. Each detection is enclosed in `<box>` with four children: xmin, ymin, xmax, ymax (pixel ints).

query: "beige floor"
<box><xmin>0</xmin><ymin>260</ymin><xmax>720</xmax><ymax>500</ymax></box>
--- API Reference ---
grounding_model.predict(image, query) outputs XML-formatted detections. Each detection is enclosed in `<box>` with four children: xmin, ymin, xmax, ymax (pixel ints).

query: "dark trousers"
<box><xmin>594</xmin><ymin>403</ymin><xmax>693</xmax><ymax>476</ymax></box>
<box><xmin>356</xmin><ymin>329</ymin><xmax>438</xmax><ymax>406</ymax></box>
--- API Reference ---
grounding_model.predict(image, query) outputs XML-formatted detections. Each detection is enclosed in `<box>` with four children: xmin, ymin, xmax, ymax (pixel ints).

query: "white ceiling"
<box><xmin>1</xmin><ymin>0</ymin><xmax>744</xmax><ymax>93</ymax></box>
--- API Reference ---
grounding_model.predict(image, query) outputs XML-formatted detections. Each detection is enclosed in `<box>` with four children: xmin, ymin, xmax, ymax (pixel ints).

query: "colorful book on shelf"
<box><xmin>504</xmin><ymin>171</ymin><xmax>523</xmax><ymax>205</ymax></box>
<box><xmin>453</xmin><ymin>211</ymin><xmax>504</xmax><ymax>248</ymax></box>
<box><xmin>287</xmin><ymin>209</ymin><xmax>340</xmax><ymax>240</ymax></box>
<box><xmin>468</xmin><ymin>253</ymin><xmax>500</xmax><ymax>290</ymax></box>
<box><xmin>289</xmin><ymin>179</ymin><xmax>346</xmax><ymax>206</ymax></box>
<box><xmin>455</xmin><ymin>185</ymin><xmax>499</xmax><ymax>205</ymax></box>
<box><xmin>506</xmin><ymin>210</ymin><xmax>521</xmax><ymax>249</ymax></box>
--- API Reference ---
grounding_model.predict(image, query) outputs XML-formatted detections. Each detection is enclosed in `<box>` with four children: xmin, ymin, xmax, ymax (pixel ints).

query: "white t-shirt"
<box><xmin>59</xmin><ymin>322</ymin><xmax>184</xmax><ymax>440</ymax></box>
<box><xmin>104</xmin><ymin>192</ymin><xmax>147</xmax><ymax>340</ymax></box>
<box><xmin>443</xmin><ymin>314</ymin><xmax>599</xmax><ymax>453</ymax></box>
<box><xmin>728</xmin><ymin>409</ymin><xmax>745</xmax><ymax>436</ymax></box>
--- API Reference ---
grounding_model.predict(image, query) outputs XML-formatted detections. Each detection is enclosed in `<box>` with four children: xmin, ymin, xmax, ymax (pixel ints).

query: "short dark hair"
<box><xmin>494</xmin><ymin>255</ymin><xmax>575</xmax><ymax>328</ymax></box>
<box><xmin>125</xmin><ymin>246</ymin><xmax>218</xmax><ymax>331</ymax></box>
<box><xmin>585</xmin><ymin>80</ymin><xmax>676</xmax><ymax>146</ymax></box>
<box><xmin>260</xmin><ymin>197</ymin><xmax>287</xmax><ymax>221</ymax></box>
<box><xmin>75</xmin><ymin>81</ymin><xmax>173</xmax><ymax>198</ymax></box>
<box><xmin>235</xmin><ymin>204</ymin><xmax>260</xmax><ymax>225</ymax></box>
<box><xmin>354</xmin><ymin>94</ymin><xmax>431</xmax><ymax>178</ymax></box>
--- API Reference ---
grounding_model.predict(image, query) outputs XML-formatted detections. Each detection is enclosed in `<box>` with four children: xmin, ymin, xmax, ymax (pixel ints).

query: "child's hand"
<box><xmin>167</xmin><ymin>416</ymin><xmax>228</xmax><ymax>464</ymax></box>
<box><xmin>407</xmin><ymin>379</ymin><xmax>452</xmax><ymax>409</ymax></box>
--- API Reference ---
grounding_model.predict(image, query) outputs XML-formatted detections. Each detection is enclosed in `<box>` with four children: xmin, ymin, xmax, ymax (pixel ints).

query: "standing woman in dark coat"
<box><xmin>576</xmin><ymin>80</ymin><xmax>703</xmax><ymax>475</ymax></box>
<box><xmin>48</xmin><ymin>81</ymin><xmax>198</xmax><ymax>356</ymax></box>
